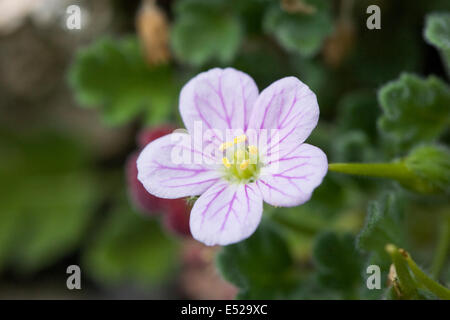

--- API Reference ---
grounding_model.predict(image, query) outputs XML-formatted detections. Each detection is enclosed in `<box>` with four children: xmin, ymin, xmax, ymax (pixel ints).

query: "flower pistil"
<box><xmin>221</xmin><ymin>135</ymin><xmax>260</xmax><ymax>183</ymax></box>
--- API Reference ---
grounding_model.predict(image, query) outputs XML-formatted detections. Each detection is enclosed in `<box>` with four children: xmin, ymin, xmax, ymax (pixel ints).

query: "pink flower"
<box><xmin>137</xmin><ymin>68</ymin><xmax>328</xmax><ymax>246</ymax></box>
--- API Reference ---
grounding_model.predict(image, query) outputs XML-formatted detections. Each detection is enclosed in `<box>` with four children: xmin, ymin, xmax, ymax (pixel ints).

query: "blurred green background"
<box><xmin>0</xmin><ymin>0</ymin><xmax>448</xmax><ymax>299</ymax></box>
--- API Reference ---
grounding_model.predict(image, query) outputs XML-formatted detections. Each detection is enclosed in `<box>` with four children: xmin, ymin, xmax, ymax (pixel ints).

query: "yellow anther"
<box><xmin>248</xmin><ymin>145</ymin><xmax>258</xmax><ymax>155</ymax></box>
<box><xmin>219</xmin><ymin>141</ymin><xmax>233</xmax><ymax>151</ymax></box>
<box><xmin>240</xmin><ymin>159</ymin><xmax>250</xmax><ymax>170</ymax></box>
<box><xmin>234</xmin><ymin>134</ymin><xmax>247</xmax><ymax>144</ymax></box>
<box><xmin>222</xmin><ymin>157</ymin><xmax>231</xmax><ymax>168</ymax></box>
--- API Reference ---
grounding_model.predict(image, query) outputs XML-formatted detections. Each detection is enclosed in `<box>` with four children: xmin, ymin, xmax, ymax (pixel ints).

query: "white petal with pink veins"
<box><xmin>137</xmin><ymin>133</ymin><xmax>221</xmax><ymax>199</ymax></box>
<box><xmin>179</xmin><ymin>68</ymin><xmax>259</xmax><ymax>144</ymax></box>
<box><xmin>190</xmin><ymin>181</ymin><xmax>263</xmax><ymax>246</ymax></box>
<box><xmin>257</xmin><ymin>143</ymin><xmax>328</xmax><ymax>207</ymax></box>
<box><xmin>248</xmin><ymin>77</ymin><xmax>319</xmax><ymax>158</ymax></box>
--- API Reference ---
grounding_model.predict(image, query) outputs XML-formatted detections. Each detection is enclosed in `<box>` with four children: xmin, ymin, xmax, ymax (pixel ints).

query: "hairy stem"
<box><xmin>403</xmin><ymin>250</ymin><xmax>450</xmax><ymax>300</ymax></box>
<box><xmin>386</xmin><ymin>244</ymin><xmax>418</xmax><ymax>299</ymax></box>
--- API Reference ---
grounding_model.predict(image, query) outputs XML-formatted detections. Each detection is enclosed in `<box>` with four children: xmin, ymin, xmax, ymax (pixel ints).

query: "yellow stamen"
<box><xmin>234</xmin><ymin>134</ymin><xmax>247</xmax><ymax>144</ymax></box>
<box><xmin>240</xmin><ymin>159</ymin><xmax>250</xmax><ymax>170</ymax></box>
<box><xmin>219</xmin><ymin>141</ymin><xmax>233</xmax><ymax>151</ymax></box>
<box><xmin>222</xmin><ymin>157</ymin><xmax>231</xmax><ymax>168</ymax></box>
<box><xmin>248</xmin><ymin>145</ymin><xmax>258</xmax><ymax>155</ymax></box>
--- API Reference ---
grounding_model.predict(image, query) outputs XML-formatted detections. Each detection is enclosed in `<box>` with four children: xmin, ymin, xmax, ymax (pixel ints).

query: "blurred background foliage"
<box><xmin>0</xmin><ymin>0</ymin><xmax>448</xmax><ymax>299</ymax></box>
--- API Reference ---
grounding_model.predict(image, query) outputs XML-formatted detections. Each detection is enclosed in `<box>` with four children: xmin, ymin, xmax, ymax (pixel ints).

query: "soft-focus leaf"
<box><xmin>424</xmin><ymin>12</ymin><xmax>450</xmax><ymax>74</ymax></box>
<box><xmin>313</xmin><ymin>231</ymin><xmax>364</xmax><ymax>297</ymax></box>
<box><xmin>377</xmin><ymin>73</ymin><xmax>450</xmax><ymax>151</ymax></box>
<box><xmin>425</xmin><ymin>12</ymin><xmax>450</xmax><ymax>51</ymax></box>
<box><xmin>171</xmin><ymin>0</ymin><xmax>242</xmax><ymax>66</ymax></box>
<box><xmin>405</xmin><ymin>144</ymin><xmax>450</xmax><ymax>194</ymax></box>
<box><xmin>216</xmin><ymin>221</ymin><xmax>295</xmax><ymax>299</ymax></box>
<box><xmin>263</xmin><ymin>0</ymin><xmax>333</xmax><ymax>57</ymax></box>
<box><xmin>68</xmin><ymin>37</ymin><xmax>176</xmax><ymax>126</ymax></box>
<box><xmin>83</xmin><ymin>203</ymin><xmax>177</xmax><ymax>286</ymax></box>
<box><xmin>357</xmin><ymin>193</ymin><xmax>406</xmax><ymax>267</ymax></box>
<box><xmin>0</xmin><ymin>131</ymin><xmax>97</xmax><ymax>273</ymax></box>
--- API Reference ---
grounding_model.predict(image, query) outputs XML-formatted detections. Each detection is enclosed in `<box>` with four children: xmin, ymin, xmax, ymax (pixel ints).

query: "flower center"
<box><xmin>220</xmin><ymin>135</ymin><xmax>260</xmax><ymax>183</ymax></box>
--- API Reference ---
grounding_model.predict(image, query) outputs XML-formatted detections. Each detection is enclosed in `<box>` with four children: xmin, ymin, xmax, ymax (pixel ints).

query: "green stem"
<box><xmin>404</xmin><ymin>251</ymin><xmax>450</xmax><ymax>300</ymax></box>
<box><xmin>431</xmin><ymin>213</ymin><xmax>450</xmax><ymax>279</ymax></box>
<box><xmin>328</xmin><ymin>162</ymin><xmax>431</xmax><ymax>193</ymax></box>
<box><xmin>386</xmin><ymin>244</ymin><xmax>418</xmax><ymax>299</ymax></box>
<box><xmin>328</xmin><ymin>162</ymin><xmax>411</xmax><ymax>180</ymax></box>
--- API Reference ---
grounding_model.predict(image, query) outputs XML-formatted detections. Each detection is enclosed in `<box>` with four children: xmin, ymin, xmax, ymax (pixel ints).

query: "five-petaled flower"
<box><xmin>137</xmin><ymin>68</ymin><xmax>328</xmax><ymax>246</ymax></box>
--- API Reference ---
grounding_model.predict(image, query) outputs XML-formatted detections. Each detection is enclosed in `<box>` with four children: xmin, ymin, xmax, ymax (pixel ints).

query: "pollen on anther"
<box><xmin>222</xmin><ymin>157</ymin><xmax>231</xmax><ymax>168</ymax></box>
<box><xmin>234</xmin><ymin>134</ymin><xmax>247</xmax><ymax>144</ymax></box>
<box><xmin>219</xmin><ymin>141</ymin><xmax>233</xmax><ymax>151</ymax></box>
<box><xmin>240</xmin><ymin>159</ymin><xmax>250</xmax><ymax>170</ymax></box>
<box><xmin>248</xmin><ymin>145</ymin><xmax>258</xmax><ymax>155</ymax></box>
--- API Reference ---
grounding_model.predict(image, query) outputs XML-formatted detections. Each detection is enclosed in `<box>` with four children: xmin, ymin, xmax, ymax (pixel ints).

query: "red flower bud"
<box><xmin>137</xmin><ymin>125</ymin><xmax>175</xmax><ymax>149</ymax></box>
<box><xmin>163</xmin><ymin>198</ymin><xmax>191</xmax><ymax>237</ymax></box>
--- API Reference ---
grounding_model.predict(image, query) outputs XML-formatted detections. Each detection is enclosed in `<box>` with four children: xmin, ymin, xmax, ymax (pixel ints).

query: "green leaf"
<box><xmin>68</xmin><ymin>37</ymin><xmax>176</xmax><ymax>126</ymax></box>
<box><xmin>425</xmin><ymin>12</ymin><xmax>450</xmax><ymax>51</ymax></box>
<box><xmin>83</xmin><ymin>203</ymin><xmax>177</xmax><ymax>286</ymax></box>
<box><xmin>171</xmin><ymin>0</ymin><xmax>242</xmax><ymax>66</ymax></box>
<box><xmin>377</xmin><ymin>73</ymin><xmax>450</xmax><ymax>150</ymax></box>
<box><xmin>216</xmin><ymin>221</ymin><xmax>295</xmax><ymax>299</ymax></box>
<box><xmin>0</xmin><ymin>131</ymin><xmax>97</xmax><ymax>273</ymax></box>
<box><xmin>424</xmin><ymin>12</ymin><xmax>450</xmax><ymax>75</ymax></box>
<box><xmin>405</xmin><ymin>144</ymin><xmax>450</xmax><ymax>194</ymax></box>
<box><xmin>263</xmin><ymin>0</ymin><xmax>333</xmax><ymax>57</ymax></box>
<box><xmin>313</xmin><ymin>231</ymin><xmax>364</xmax><ymax>297</ymax></box>
<box><xmin>356</xmin><ymin>193</ymin><xmax>406</xmax><ymax>267</ymax></box>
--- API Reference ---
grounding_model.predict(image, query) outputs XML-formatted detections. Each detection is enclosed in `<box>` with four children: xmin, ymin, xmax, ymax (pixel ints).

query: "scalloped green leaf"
<box><xmin>263</xmin><ymin>0</ymin><xmax>333</xmax><ymax>57</ymax></box>
<box><xmin>425</xmin><ymin>12</ymin><xmax>450</xmax><ymax>50</ymax></box>
<box><xmin>216</xmin><ymin>222</ymin><xmax>295</xmax><ymax>299</ymax></box>
<box><xmin>424</xmin><ymin>12</ymin><xmax>450</xmax><ymax>74</ymax></box>
<box><xmin>68</xmin><ymin>37</ymin><xmax>176</xmax><ymax>126</ymax></box>
<box><xmin>377</xmin><ymin>73</ymin><xmax>450</xmax><ymax>150</ymax></box>
<box><xmin>171</xmin><ymin>0</ymin><xmax>242</xmax><ymax>66</ymax></box>
<box><xmin>405</xmin><ymin>144</ymin><xmax>450</xmax><ymax>194</ymax></box>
